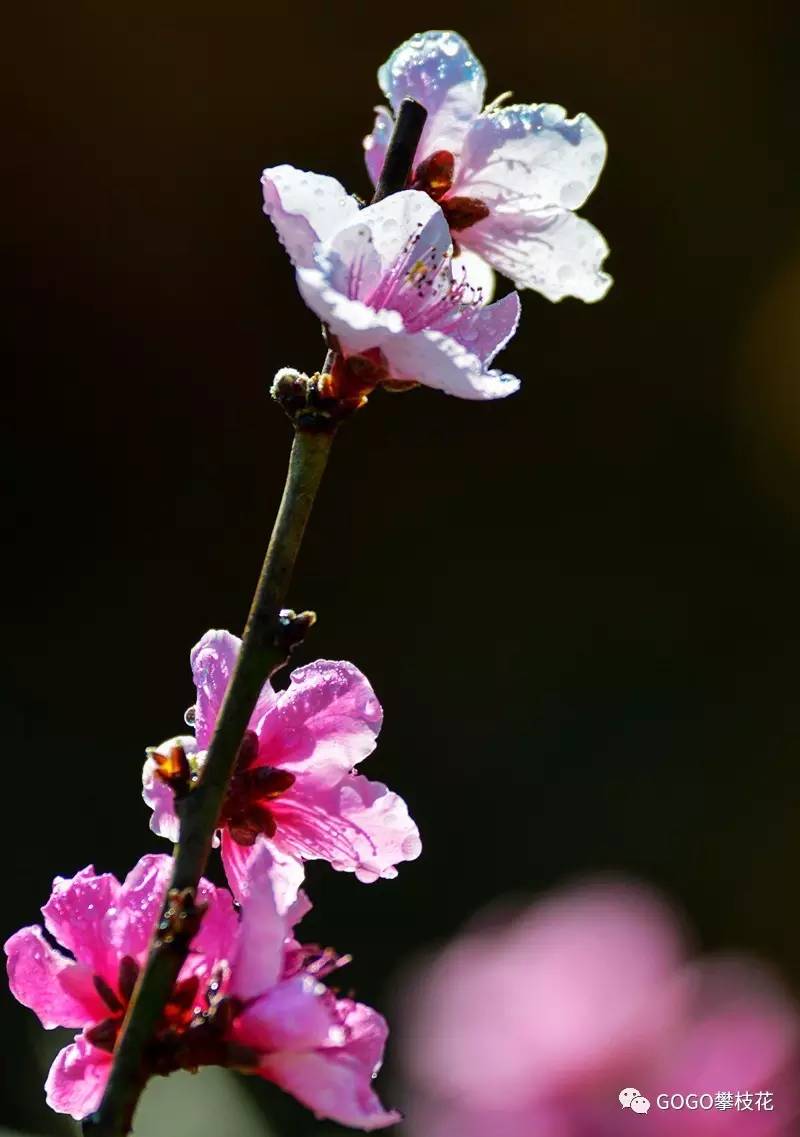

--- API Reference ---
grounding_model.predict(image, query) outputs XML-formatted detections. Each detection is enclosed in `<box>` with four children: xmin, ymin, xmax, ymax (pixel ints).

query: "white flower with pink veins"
<box><xmin>262</xmin><ymin>165</ymin><xmax>521</xmax><ymax>401</ymax></box>
<box><xmin>365</xmin><ymin>30</ymin><xmax>611</xmax><ymax>304</ymax></box>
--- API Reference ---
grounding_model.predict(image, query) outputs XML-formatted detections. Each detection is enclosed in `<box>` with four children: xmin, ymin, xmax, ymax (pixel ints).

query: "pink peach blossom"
<box><xmin>143</xmin><ymin>630</ymin><xmax>420</xmax><ymax>907</ymax></box>
<box><xmin>365</xmin><ymin>30</ymin><xmax>611</xmax><ymax>304</ymax></box>
<box><xmin>6</xmin><ymin>849</ymin><xmax>399</xmax><ymax>1130</ymax></box>
<box><xmin>261</xmin><ymin>166</ymin><xmax>520</xmax><ymax>400</ymax></box>
<box><xmin>400</xmin><ymin>880</ymin><xmax>799</xmax><ymax>1136</ymax></box>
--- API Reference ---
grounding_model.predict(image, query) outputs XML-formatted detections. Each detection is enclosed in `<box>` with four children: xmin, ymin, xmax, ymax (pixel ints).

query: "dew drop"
<box><xmin>560</xmin><ymin>180</ymin><xmax>586</xmax><ymax>209</ymax></box>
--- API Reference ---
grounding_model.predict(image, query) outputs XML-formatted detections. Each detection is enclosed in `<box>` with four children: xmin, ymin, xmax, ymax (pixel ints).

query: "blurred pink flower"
<box><xmin>6</xmin><ymin>848</ymin><xmax>399</xmax><ymax>1130</ymax></box>
<box><xmin>143</xmin><ymin>630</ymin><xmax>421</xmax><ymax>908</ymax></box>
<box><xmin>261</xmin><ymin>166</ymin><xmax>520</xmax><ymax>401</ymax></box>
<box><xmin>400</xmin><ymin>880</ymin><xmax>799</xmax><ymax>1136</ymax></box>
<box><xmin>365</xmin><ymin>30</ymin><xmax>611</xmax><ymax>304</ymax></box>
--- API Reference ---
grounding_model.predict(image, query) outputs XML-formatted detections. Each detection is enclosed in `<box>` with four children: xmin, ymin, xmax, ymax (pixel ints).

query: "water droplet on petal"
<box><xmin>560</xmin><ymin>180</ymin><xmax>586</xmax><ymax>209</ymax></box>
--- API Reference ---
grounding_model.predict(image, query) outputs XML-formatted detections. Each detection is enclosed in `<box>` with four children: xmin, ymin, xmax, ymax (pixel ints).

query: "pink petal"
<box><xmin>221</xmin><ymin>830</ymin><xmax>305</xmax><ymax>913</ymax></box>
<box><xmin>5</xmin><ymin>926</ymin><xmax>105</xmax><ymax>1029</ymax></box>
<box><xmin>382</xmin><ymin>327</ymin><xmax>520</xmax><ymax>399</ymax></box>
<box><xmin>336</xmin><ymin>999</ymin><xmax>391</xmax><ymax>1073</ymax></box>
<box><xmin>375</xmin><ymin>31</ymin><xmax>485</xmax><ymax>164</ymax></box>
<box><xmin>236</xmin><ymin>975</ymin><xmax>341</xmax><ymax>1053</ymax></box>
<box><xmin>259</xmin><ymin>1049</ymin><xmax>400</xmax><ymax>1131</ymax></box>
<box><xmin>273</xmin><ymin>773</ymin><xmax>421</xmax><ymax>883</ymax></box>
<box><xmin>454</xmin><ymin>104</ymin><xmax>607</xmax><ymax>213</ymax></box>
<box><xmin>259</xmin><ymin>660</ymin><xmax>383</xmax><ymax>787</ymax></box>
<box><xmin>107</xmin><ymin>853</ymin><xmax>172</xmax><ymax>964</ymax></box>
<box><xmin>363</xmin><ymin>105</ymin><xmax>394</xmax><ymax>186</ymax></box>
<box><xmin>141</xmin><ymin>734</ymin><xmax>198</xmax><ymax>844</ymax></box>
<box><xmin>404</xmin><ymin>881</ymin><xmax>684</xmax><ymax>1108</ymax></box>
<box><xmin>180</xmin><ymin>874</ymin><xmax>238</xmax><ymax>986</ymax></box>
<box><xmin>230</xmin><ymin>844</ymin><xmax>291</xmax><ymax>999</ymax></box>
<box><xmin>190</xmin><ymin>629</ymin><xmax>243</xmax><ymax>749</ymax></box>
<box><xmin>262</xmin><ymin>165</ymin><xmax>361</xmax><ymax>269</ymax></box>
<box><xmin>465</xmin><ymin>208</ymin><xmax>611</xmax><ymax>303</ymax></box>
<box><xmin>190</xmin><ymin>629</ymin><xmax>276</xmax><ymax>748</ymax></box>
<box><xmin>45</xmin><ymin>1036</ymin><xmax>112</xmax><ymax>1121</ymax></box>
<box><xmin>42</xmin><ymin>866</ymin><xmax>121</xmax><ymax>981</ymax></box>
<box><xmin>445</xmin><ymin>290</ymin><xmax>520</xmax><ymax>365</ymax></box>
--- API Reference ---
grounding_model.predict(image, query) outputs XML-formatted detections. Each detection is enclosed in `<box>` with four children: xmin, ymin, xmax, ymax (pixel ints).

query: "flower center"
<box><xmin>411</xmin><ymin>149</ymin><xmax>491</xmax><ymax>232</ymax></box>
<box><xmin>87</xmin><ymin>958</ymin><xmax>254</xmax><ymax>1074</ymax></box>
<box><xmin>221</xmin><ymin>730</ymin><xmax>296</xmax><ymax>846</ymax></box>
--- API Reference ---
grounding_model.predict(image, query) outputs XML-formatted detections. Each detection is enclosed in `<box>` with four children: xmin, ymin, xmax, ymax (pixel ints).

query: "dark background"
<box><xmin>4</xmin><ymin>2</ymin><xmax>800</xmax><ymax>1133</ymax></box>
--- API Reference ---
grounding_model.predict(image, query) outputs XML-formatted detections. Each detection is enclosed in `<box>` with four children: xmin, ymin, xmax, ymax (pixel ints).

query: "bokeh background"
<box><xmin>4</xmin><ymin>1</ymin><xmax>800</xmax><ymax>1133</ymax></box>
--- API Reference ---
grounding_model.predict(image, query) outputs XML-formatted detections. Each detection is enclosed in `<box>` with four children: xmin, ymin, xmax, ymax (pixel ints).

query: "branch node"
<box><xmin>275</xmin><ymin>607</ymin><xmax>317</xmax><ymax>658</ymax></box>
<box><xmin>157</xmin><ymin>888</ymin><xmax>207</xmax><ymax>948</ymax></box>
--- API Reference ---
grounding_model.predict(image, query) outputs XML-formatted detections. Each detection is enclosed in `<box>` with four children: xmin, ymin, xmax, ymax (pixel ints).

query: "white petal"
<box><xmin>467</xmin><ymin>208</ymin><xmax>611</xmax><ymax>303</ymax></box>
<box><xmin>377</xmin><ymin>31</ymin><xmax>485</xmax><ymax>159</ymax></box>
<box><xmin>261</xmin><ymin>165</ymin><xmax>360</xmax><ymax>268</ymax></box>
<box><xmin>329</xmin><ymin>190</ymin><xmax>446</xmax><ymax>276</ymax></box>
<box><xmin>383</xmin><ymin>329</ymin><xmax>520</xmax><ymax>400</ymax></box>
<box><xmin>296</xmin><ymin>267</ymin><xmax>402</xmax><ymax>354</ymax></box>
<box><xmin>452</xmin><ymin>247</ymin><xmax>496</xmax><ymax>303</ymax></box>
<box><xmin>455</xmin><ymin>104</ymin><xmax>607</xmax><ymax>212</ymax></box>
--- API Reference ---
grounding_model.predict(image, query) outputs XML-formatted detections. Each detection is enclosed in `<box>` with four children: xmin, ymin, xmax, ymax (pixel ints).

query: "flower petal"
<box><xmin>45</xmin><ymin>1036</ymin><xmax>112</xmax><ymax>1120</ymax></box>
<box><xmin>382</xmin><ymin>327</ymin><xmax>520</xmax><ymax>399</ymax></box>
<box><xmin>190</xmin><ymin>629</ymin><xmax>243</xmax><ymax>749</ymax></box>
<box><xmin>273</xmin><ymin>773</ymin><xmax>421</xmax><ymax>883</ymax></box>
<box><xmin>453</xmin><ymin>247</ymin><xmax>496</xmax><ymax>303</ymax></box>
<box><xmin>375</xmin><ymin>31</ymin><xmax>485</xmax><ymax>163</ymax></box>
<box><xmin>190</xmin><ymin>630</ymin><xmax>277</xmax><ymax>749</ymax></box>
<box><xmin>141</xmin><ymin>734</ymin><xmax>198</xmax><ymax>845</ymax></box>
<box><xmin>337</xmin><ymin>999</ymin><xmax>392</xmax><ymax>1071</ymax></box>
<box><xmin>297</xmin><ymin>268</ymin><xmax>402</xmax><ymax>354</ymax></box>
<box><xmin>5</xmin><ymin>926</ymin><xmax>104</xmax><ymax>1028</ymax></box>
<box><xmin>259</xmin><ymin>660</ymin><xmax>383</xmax><ymax>786</ymax></box>
<box><xmin>230</xmin><ymin>844</ymin><xmax>291</xmax><ymax>999</ymax></box>
<box><xmin>107</xmin><ymin>854</ymin><xmax>171</xmax><ymax>964</ymax></box>
<box><xmin>445</xmin><ymin>290</ymin><xmax>520</xmax><ymax>365</ymax></box>
<box><xmin>42</xmin><ymin>867</ymin><xmax>121</xmax><ymax>980</ymax></box>
<box><xmin>364</xmin><ymin>190</ymin><xmax>449</xmax><ymax>281</ymax></box>
<box><xmin>454</xmin><ymin>104</ymin><xmax>607</xmax><ymax>213</ymax></box>
<box><xmin>466</xmin><ymin>209</ymin><xmax>611</xmax><ymax>303</ymax></box>
<box><xmin>220</xmin><ymin>829</ymin><xmax>305</xmax><ymax>915</ymax></box>
<box><xmin>237</xmin><ymin>974</ymin><xmax>341</xmax><ymax>1053</ymax></box>
<box><xmin>262</xmin><ymin>165</ymin><xmax>360</xmax><ymax>269</ymax></box>
<box><xmin>182</xmin><ymin>874</ymin><xmax>238</xmax><ymax>986</ymax></box>
<box><xmin>363</xmin><ymin>105</ymin><xmax>394</xmax><ymax>186</ymax></box>
<box><xmin>259</xmin><ymin>1048</ymin><xmax>400</xmax><ymax>1131</ymax></box>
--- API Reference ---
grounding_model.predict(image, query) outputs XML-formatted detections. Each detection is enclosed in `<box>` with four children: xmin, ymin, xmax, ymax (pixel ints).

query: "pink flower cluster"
<box><xmin>399</xmin><ymin>880</ymin><xmax>800</xmax><ymax>1136</ymax></box>
<box><xmin>6</xmin><ymin>628</ymin><xmax>417</xmax><ymax>1126</ymax></box>
<box><xmin>7</xmin><ymin>848</ymin><xmax>399</xmax><ymax>1129</ymax></box>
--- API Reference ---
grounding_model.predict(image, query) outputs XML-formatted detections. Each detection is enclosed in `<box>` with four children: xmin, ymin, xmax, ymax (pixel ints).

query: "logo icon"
<box><xmin>620</xmin><ymin>1088</ymin><xmax>651</xmax><ymax>1115</ymax></box>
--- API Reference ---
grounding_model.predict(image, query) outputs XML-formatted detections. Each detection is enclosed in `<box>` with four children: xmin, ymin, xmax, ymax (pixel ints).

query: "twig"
<box><xmin>84</xmin><ymin>96</ymin><xmax>427</xmax><ymax>1137</ymax></box>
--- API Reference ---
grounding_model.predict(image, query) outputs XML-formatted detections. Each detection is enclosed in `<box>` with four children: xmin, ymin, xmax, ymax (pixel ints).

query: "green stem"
<box><xmin>84</xmin><ymin>94</ymin><xmax>428</xmax><ymax>1137</ymax></box>
<box><xmin>83</xmin><ymin>426</ymin><xmax>335</xmax><ymax>1137</ymax></box>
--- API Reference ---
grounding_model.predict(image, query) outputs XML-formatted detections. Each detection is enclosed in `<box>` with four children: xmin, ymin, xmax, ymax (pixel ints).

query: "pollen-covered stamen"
<box><xmin>221</xmin><ymin>730</ymin><xmax>297</xmax><ymax>847</ymax></box>
<box><xmin>283</xmin><ymin>943</ymin><xmax>353</xmax><ymax>981</ymax></box>
<box><xmin>411</xmin><ymin>150</ymin><xmax>455</xmax><ymax>200</ymax></box>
